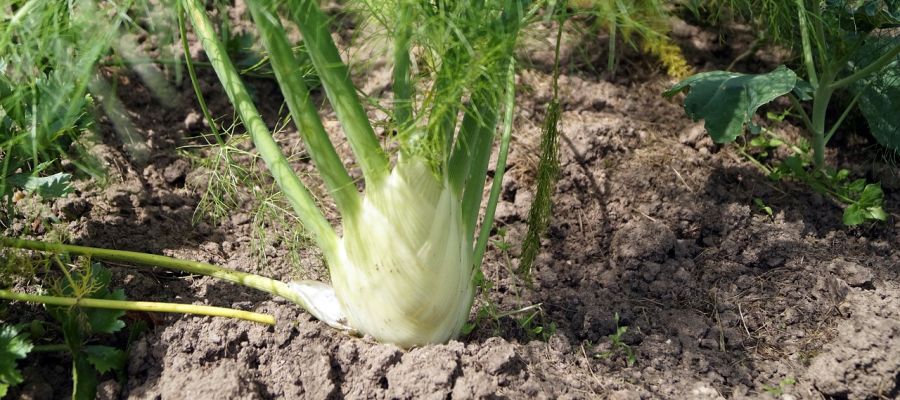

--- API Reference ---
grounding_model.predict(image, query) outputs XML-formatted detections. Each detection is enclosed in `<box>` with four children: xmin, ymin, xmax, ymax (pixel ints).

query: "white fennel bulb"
<box><xmin>330</xmin><ymin>159</ymin><xmax>475</xmax><ymax>348</ymax></box>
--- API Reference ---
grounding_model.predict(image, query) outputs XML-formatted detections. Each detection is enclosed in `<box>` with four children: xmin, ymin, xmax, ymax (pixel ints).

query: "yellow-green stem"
<box><xmin>0</xmin><ymin>237</ymin><xmax>314</xmax><ymax>316</ymax></box>
<box><xmin>0</xmin><ymin>290</ymin><xmax>275</xmax><ymax>325</ymax></box>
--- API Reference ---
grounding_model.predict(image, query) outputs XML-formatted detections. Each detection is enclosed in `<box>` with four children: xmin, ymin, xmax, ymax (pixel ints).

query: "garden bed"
<box><xmin>7</xmin><ymin>6</ymin><xmax>900</xmax><ymax>400</ymax></box>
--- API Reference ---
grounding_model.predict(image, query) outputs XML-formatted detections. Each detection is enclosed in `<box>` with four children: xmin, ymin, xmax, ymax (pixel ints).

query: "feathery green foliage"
<box><xmin>519</xmin><ymin>19</ymin><xmax>564</xmax><ymax>281</ymax></box>
<box><xmin>572</xmin><ymin>0</ymin><xmax>692</xmax><ymax>78</ymax></box>
<box><xmin>0</xmin><ymin>0</ymin><xmax>119</xmax><ymax>209</ymax></box>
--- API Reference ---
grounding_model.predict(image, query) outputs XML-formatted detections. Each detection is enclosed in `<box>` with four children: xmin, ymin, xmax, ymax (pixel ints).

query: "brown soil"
<box><xmin>5</xmin><ymin>11</ymin><xmax>900</xmax><ymax>400</ymax></box>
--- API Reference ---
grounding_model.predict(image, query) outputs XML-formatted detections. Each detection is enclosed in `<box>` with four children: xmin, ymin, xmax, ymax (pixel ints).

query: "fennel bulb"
<box><xmin>333</xmin><ymin>160</ymin><xmax>474</xmax><ymax>347</ymax></box>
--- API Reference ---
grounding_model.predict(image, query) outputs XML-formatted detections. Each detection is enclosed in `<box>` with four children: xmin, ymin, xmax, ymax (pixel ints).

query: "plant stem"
<box><xmin>606</xmin><ymin>7</ymin><xmax>617</xmax><ymax>77</ymax></box>
<box><xmin>829</xmin><ymin>42</ymin><xmax>900</xmax><ymax>90</ymax></box>
<box><xmin>392</xmin><ymin>1</ymin><xmax>414</xmax><ymax>130</ymax></box>
<box><xmin>786</xmin><ymin>94</ymin><xmax>814</xmax><ymax>133</ymax></box>
<box><xmin>0</xmin><ymin>237</ymin><xmax>320</xmax><ymax>321</ymax></box>
<box><xmin>824</xmin><ymin>88</ymin><xmax>863</xmax><ymax>144</ymax></box>
<box><xmin>795</xmin><ymin>0</ymin><xmax>818</xmax><ymax>87</ymax></box>
<box><xmin>183</xmin><ymin>0</ymin><xmax>339</xmax><ymax>258</ymax></box>
<box><xmin>286</xmin><ymin>0</ymin><xmax>390</xmax><ymax>187</ymax></box>
<box><xmin>460</xmin><ymin>65</ymin><xmax>508</xmax><ymax>241</ymax></box>
<box><xmin>177</xmin><ymin>4</ymin><xmax>224</xmax><ymax>145</ymax></box>
<box><xmin>810</xmin><ymin>81</ymin><xmax>833</xmax><ymax>170</ymax></box>
<box><xmin>247</xmin><ymin>0</ymin><xmax>359</xmax><ymax>216</ymax></box>
<box><xmin>473</xmin><ymin>58</ymin><xmax>516</xmax><ymax>269</ymax></box>
<box><xmin>0</xmin><ymin>290</ymin><xmax>276</xmax><ymax>325</ymax></box>
<box><xmin>31</xmin><ymin>344</ymin><xmax>69</xmax><ymax>353</ymax></box>
<box><xmin>52</xmin><ymin>255</ymin><xmax>78</xmax><ymax>292</ymax></box>
<box><xmin>736</xmin><ymin>147</ymin><xmax>772</xmax><ymax>175</ymax></box>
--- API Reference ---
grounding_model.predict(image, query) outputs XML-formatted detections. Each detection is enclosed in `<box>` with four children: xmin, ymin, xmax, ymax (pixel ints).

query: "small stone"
<box><xmin>184</xmin><ymin>111</ymin><xmax>202</xmax><ymax>130</ymax></box>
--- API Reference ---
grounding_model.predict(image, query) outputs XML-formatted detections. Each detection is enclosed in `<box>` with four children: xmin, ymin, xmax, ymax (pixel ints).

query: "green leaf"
<box><xmin>0</xmin><ymin>324</ymin><xmax>33</xmax><ymax>395</ymax></box>
<box><xmin>83</xmin><ymin>345</ymin><xmax>125</xmax><ymax>374</ymax></box>
<box><xmin>72</xmin><ymin>353</ymin><xmax>98</xmax><ymax>400</ymax></box>
<box><xmin>866</xmin><ymin>206</ymin><xmax>889</xmax><ymax>221</ymax></box>
<box><xmin>835</xmin><ymin>169</ymin><xmax>851</xmax><ymax>181</ymax></box>
<box><xmin>826</xmin><ymin>0</ymin><xmax>900</xmax><ymax>30</ymax></box>
<box><xmin>7</xmin><ymin>172</ymin><xmax>74</xmax><ymax>199</ymax></box>
<box><xmin>859</xmin><ymin>183</ymin><xmax>885</xmax><ymax>204</ymax></box>
<box><xmin>80</xmin><ymin>265</ymin><xmax>126</xmax><ymax>335</ymax></box>
<box><xmin>853</xmin><ymin>60</ymin><xmax>900</xmax><ymax>152</ymax></box>
<box><xmin>754</xmin><ymin>198</ymin><xmax>774</xmax><ymax>216</ymax></box>
<box><xmin>49</xmin><ymin>263</ymin><xmax>126</xmax><ymax>336</ymax></box>
<box><xmin>792</xmin><ymin>80</ymin><xmax>814</xmax><ymax>101</ymax></box>
<box><xmin>843</xmin><ymin>204</ymin><xmax>867</xmax><ymax>225</ymax></box>
<box><xmin>87</xmin><ymin>288</ymin><xmax>126</xmax><ymax>334</ymax></box>
<box><xmin>781</xmin><ymin>156</ymin><xmax>806</xmax><ymax>175</ymax></box>
<box><xmin>664</xmin><ymin>66</ymin><xmax>798</xmax><ymax>143</ymax></box>
<box><xmin>847</xmin><ymin>179</ymin><xmax>868</xmax><ymax>195</ymax></box>
<box><xmin>843</xmin><ymin>184</ymin><xmax>886</xmax><ymax>225</ymax></box>
<box><xmin>749</xmin><ymin>136</ymin><xmax>768</xmax><ymax>147</ymax></box>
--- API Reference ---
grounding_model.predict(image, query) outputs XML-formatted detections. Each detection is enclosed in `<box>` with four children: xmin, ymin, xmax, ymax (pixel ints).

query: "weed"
<box><xmin>1</xmin><ymin>261</ymin><xmax>129</xmax><ymax>399</ymax></box>
<box><xmin>596</xmin><ymin>313</ymin><xmax>637</xmax><ymax>367</ymax></box>
<box><xmin>0</xmin><ymin>323</ymin><xmax>32</xmax><ymax>397</ymax></box>
<box><xmin>753</xmin><ymin>197</ymin><xmax>774</xmax><ymax>217</ymax></box>
<box><xmin>741</xmin><ymin>128</ymin><xmax>886</xmax><ymax>225</ymax></box>
<box><xmin>762</xmin><ymin>377</ymin><xmax>796</xmax><ymax>396</ymax></box>
<box><xmin>666</xmin><ymin>1</ymin><xmax>899</xmax><ymax>224</ymax></box>
<box><xmin>462</xmin><ymin>228</ymin><xmax>557</xmax><ymax>341</ymax></box>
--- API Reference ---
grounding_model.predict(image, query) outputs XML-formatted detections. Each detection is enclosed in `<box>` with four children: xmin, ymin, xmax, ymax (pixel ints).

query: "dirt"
<box><xmin>5</xmin><ymin>8</ymin><xmax>900</xmax><ymax>400</ymax></box>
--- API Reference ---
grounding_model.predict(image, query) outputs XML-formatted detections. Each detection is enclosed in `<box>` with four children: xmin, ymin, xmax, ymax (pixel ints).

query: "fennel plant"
<box><xmin>2</xmin><ymin>0</ymin><xmax>540</xmax><ymax>348</ymax></box>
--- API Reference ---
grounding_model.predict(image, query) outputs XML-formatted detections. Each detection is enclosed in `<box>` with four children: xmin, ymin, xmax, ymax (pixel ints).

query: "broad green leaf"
<box><xmin>843</xmin><ymin>203</ymin><xmax>888</xmax><ymax>225</ymax></box>
<box><xmin>664</xmin><ymin>66</ymin><xmax>798</xmax><ymax>143</ymax></box>
<box><xmin>0</xmin><ymin>324</ymin><xmax>33</xmax><ymax>396</ymax></box>
<box><xmin>854</xmin><ymin>62</ymin><xmax>900</xmax><ymax>152</ymax></box>
<box><xmin>7</xmin><ymin>172</ymin><xmax>73</xmax><ymax>199</ymax></box>
<box><xmin>82</xmin><ymin>265</ymin><xmax>126</xmax><ymax>335</ymax></box>
<box><xmin>848</xmin><ymin>179</ymin><xmax>868</xmax><ymax>194</ymax></box>
<box><xmin>83</xmin><ymin>345</ymin><xmax>126</xmax><ymax>374</ymax></box>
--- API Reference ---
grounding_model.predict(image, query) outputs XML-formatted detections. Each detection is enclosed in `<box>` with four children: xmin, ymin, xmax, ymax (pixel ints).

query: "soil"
<box><xmin>5</xmin><ymin>6</ymin><xmax>900</xmax><ymax>400</ymax></box>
